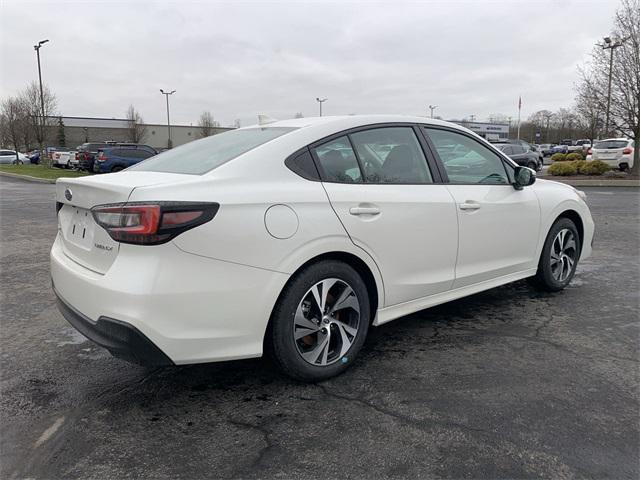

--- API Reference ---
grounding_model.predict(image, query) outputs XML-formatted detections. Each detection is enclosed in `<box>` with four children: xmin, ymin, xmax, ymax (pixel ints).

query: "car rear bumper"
<box><xmin>50</xmin><ymin>233</ymin><xmax>289</xmax><ymax>365</ymax></box>
<box><xmin>54</xmin><ymin>287</ymin><xmax>174</xmax><ymax>366</ymax></box>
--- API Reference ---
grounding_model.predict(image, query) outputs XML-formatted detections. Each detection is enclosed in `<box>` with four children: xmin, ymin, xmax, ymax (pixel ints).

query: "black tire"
<box><xmin>530</xmin><ymin>217</ymin><xmax>581</xmax><ymax>291</ymax></box>
<box><xmin>111</xmin><ymin>166</ymin><xmax>124</xmax><ymax>173</ymax></box>
<box><xmin>267</xmin><ymin>260</ymin><xmax>370</xmax><ymax>382</ymax></box>
<box><xmin>527</xmin><ymin>161</ymin><xmax>537</xmax><ymax>171</ymax></box>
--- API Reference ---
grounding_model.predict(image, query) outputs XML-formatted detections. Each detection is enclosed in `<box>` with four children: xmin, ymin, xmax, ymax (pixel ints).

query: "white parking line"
<box><xmin>33</xmin><ymin>416</ymin><xmax>65</xmax><ymax>449</ymax></box>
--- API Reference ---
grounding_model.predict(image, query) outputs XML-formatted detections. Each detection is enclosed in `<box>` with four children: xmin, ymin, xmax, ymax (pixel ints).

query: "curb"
<box><xmin>539</xmin><ymin>177</ymin><xmax>640</xmax><ymax>187</ymax></box>
<box><xmin>0</xmin><ymin>171</ymin><xmax>56</xmax><ymax>184</ymax></box>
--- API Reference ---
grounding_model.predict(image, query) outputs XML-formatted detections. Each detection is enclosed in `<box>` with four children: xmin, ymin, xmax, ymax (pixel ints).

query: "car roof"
<box><xmin>242</xmin><ymin>114</ymin><xmax>464</xmax><ymax>132</ymax></box>
<box><xmin>236</xmin><ymin>115</ymin><xmax>480</xmax><ymax>149</ymax></box>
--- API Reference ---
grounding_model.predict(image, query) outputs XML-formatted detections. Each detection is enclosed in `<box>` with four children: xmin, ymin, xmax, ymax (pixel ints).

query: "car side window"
<box><xmin>349</xmin><ymin>127</ymin><xmax>433</xmax><ymax>184</ymax></box>
<box><xmin>424</xmin><ymin>128</ymin><xmax>509</xmax><ymax>184</ymax></box>
<box><xmin>513</xmin><ymin>145</ymin><xmax>525</xmax><ymax>154</ymax></box>
<box><xmin>313</xmin><ymin>136</ymin><xmax>362</xmax><ymax>183</ymax></box>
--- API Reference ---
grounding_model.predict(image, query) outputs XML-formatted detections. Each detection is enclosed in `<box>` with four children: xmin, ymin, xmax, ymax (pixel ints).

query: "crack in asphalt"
<box><xmin>226</xmin><ymin>417</ymin><xmax>278</xmax><ymax>477</ymax></box>
<box><xmin>315</xmin><ymin>384</ymin><xmax>491</xmax><ymax>436</ymax></box>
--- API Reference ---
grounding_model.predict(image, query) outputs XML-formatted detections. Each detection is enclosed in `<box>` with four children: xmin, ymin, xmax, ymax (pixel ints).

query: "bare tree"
<box><xmin>576</xmin><ymin>0</ymin><xmax>639</xmax><ymax>173</ymax></box>
<box><xmin>575</xmin><ymin>73</ymin><xmax>605</xmax><ymax>146</ymax></box>
<box><xmin>294</xmin><ymin>112</ymin><xmax>304</xmax><ymax>119</ymax></box>
<box><xmin>198</xmin><ymin>111</ymin><xmax>217</xmax><ymax>138</ymax></box>
<box><xmin>126</xmin><ymin>105</ymin><xmax>147</xmax><ymax>143</ymax></box>
<box><xmin>20</xmin><ymin>81</ymin><xmax>57</xmax><ymax>151</ymax></box>
<box><xmin>0</xmin><ymin>96</ymin><xmax>28</xmax><ymax>163</ymax></box>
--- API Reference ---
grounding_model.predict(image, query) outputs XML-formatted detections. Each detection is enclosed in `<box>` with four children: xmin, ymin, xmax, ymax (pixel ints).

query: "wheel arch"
<box><xmin>265</xmin><ymin>250</ymin><xmax>382</xmax><ymax>346</ymax></box>
<box><xmin>555</xmin><ymin>209</ymin><xmax>584</xmax><ymax>254</ymax></box>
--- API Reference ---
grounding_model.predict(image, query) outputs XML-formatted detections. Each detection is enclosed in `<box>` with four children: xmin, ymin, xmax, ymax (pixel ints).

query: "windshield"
<box><xmin>129</xmin><ymin>127</ymin><xmax>297</xmax><ymax>174</ymax></box>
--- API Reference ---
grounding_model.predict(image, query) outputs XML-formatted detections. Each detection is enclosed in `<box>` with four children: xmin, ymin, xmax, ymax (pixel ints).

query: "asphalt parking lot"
<box><xmin>1</xmin><ymin>176</ymin><xmax>638</xmax><ymax>479</ymax></box>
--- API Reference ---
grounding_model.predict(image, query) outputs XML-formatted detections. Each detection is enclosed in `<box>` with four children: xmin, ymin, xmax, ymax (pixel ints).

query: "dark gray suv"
<box><xmin>495</xmin><ymin>143</ymin><xmax>542</xmax><ymax>171</ymax></box>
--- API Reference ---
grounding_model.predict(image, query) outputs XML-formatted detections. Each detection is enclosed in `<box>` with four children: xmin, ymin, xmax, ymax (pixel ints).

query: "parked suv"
<box><xmin>495</xmin><ymin>143</ymin><xmax>541</xmax><ymax>171</ymax></box>
<box><xmin>78</xmin><ymin>142</ymin><xmax>155</xmax><ymax>172</ymax></box>
<box><xmin>507</xmin><ymin>138</ymin><xmax>543</xmax><ymax>163</ymax></box>
<box><xmin>586</xmin><ymin>138</ymin><xmax>635</xmax><ymax>171</ymax></box>
<box><xmin>93</xmin><ymin>145</ymin><xmax>157</xmax><ymax>173</ymax></box>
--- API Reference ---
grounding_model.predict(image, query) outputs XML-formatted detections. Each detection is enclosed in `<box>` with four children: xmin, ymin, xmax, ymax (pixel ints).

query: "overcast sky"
<box><xmin>0</xmin><ymin>0</ymin><xmax>620</xmax><ymax>127</ymax></box>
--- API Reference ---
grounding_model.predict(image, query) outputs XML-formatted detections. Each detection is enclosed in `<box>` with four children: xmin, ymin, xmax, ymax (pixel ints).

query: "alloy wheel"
<box><xmin>550</xmin><ymin>228</ymin><xmax>577</xmax><ymax>282</ymax></box>
<box><xmin>293</xmin><ymin>278</ymin><xmax>360</xmax><ymax>366</ymax></box>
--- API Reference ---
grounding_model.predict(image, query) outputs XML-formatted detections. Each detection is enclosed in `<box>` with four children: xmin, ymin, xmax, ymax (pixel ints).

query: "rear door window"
<box><xmin>349</xmin><ymin>127</ymin><xmax>433</xmax><ymax>183</ymax></box>
<box><xmin>313</xmin><ymin>137</ymin><xmax>362</xmax><ymax>183</ymax></box>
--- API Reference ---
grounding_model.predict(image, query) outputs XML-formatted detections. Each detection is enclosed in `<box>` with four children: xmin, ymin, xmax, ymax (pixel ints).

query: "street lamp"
<box><xmin>160</xmin><ymin>89</ymin><xmax>176</xmax><ymax>148</ymax></box>
<box><xmin>316</xmin><ymin>97</ymin><xmax>327</xmax><ymax>117</ymax></box>
<box><xmin>428</xmin><ymin>105</ymin><xmax>437</xmax><ymax>118</ymax></box>
<box><xmin>599</xmin><ymin>36</ymin><xmax>627</xmax><ymax>136</ymax></box>
<box><xmin>33</xmin><ymin>39</ymin><xmax>49</xmax><ymax>147</ymax></box>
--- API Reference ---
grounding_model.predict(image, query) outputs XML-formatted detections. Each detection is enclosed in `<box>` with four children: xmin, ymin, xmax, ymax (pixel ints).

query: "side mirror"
<box><xmin>514</xmin><ymin>166</ymin><xmax>536</xmax><ymax>190</ymax></box>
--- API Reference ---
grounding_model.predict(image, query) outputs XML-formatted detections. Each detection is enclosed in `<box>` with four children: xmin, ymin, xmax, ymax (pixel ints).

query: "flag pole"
<box><xmin>517</xmin><ymin>96</ymin><xmax>522</xmax><ymax>140</ymax></box>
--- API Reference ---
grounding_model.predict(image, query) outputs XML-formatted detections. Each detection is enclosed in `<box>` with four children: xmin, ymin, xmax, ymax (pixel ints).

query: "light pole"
<box><xmin>600</xmin><ymin>36</ymin><xmax>627</xmax><ymax>137</ymax></box>
<box><xmin>316</xmin><ymin>97</ymin><xmax>327</xmax><ymax>117</ymax></box>
<box><xmin>428</xmin><ymin>105</ymin><xmax>437</xmax><ymax>118</ymax></box>
<box><xmin>33</xmin><ymin>39</ymin><xmax>49</xmax><ymax>150</ymax></box>
<box><xmin>469</xmin><ymin>114</ymin><xmax>476</xmax><ymax>122</ymax></box>
<box><xmin>160</xmin><ymin>89</ymin><xmax>176</xmax><ymax>148</ymax></box>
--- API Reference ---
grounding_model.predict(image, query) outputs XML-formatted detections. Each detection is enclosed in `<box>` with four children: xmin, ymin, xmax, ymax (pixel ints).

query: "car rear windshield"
<box><xmin>129</xmin><ymin>127</ymin><xmax>297</xmax><ymax>175</ymax></box>
<box><xmin>593</xmin><ymin>140</ymin><xmax>628</xmax><ymax>149</ymax></box>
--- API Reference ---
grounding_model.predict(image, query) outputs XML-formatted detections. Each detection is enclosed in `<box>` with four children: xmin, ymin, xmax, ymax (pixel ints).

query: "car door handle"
<box><xmin>349</xmin><ymin>206</ymin><xmax>380</xmax><ymax>216</ymax></box>
<box><xmin>459</xmin><ymin>202</ymin><xmax>481</xmax><ymax>211</ymax></box>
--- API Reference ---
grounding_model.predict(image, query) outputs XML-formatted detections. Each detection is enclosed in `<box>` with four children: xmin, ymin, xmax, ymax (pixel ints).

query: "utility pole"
<box><xmin>600</xmin><ymin>36</ymin><xmax>627</xmax><ymax>137</ymax></box>
<box><xmin>160</xmin><ymin>89</ymin><xmax>176</xmax><ymax>148</ymax></box>
<box><xmin>33</xmin><ymin>39</ymin><xmax>49</xmax><ymax>152</ymax></box>
<box><xmin>469</xmin><ymin>114</ymin><xmax>476</xmax><ymax>122</ymax></box>
<box><xmin>428</xmin><ymin>105</ymin><xmax>437</xmax><ymax>118</ymax></box>
<box><xmin>316</xmin><ymin>97</ymin><xmax>327</xmax><ymax>117</ymax></box>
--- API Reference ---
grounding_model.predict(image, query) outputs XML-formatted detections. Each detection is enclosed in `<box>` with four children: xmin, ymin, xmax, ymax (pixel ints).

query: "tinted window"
<box><xmin>594</xmin><ymin>140</ymin><xmax>628</xmax><ymax>149</ymax></box>
<box><xmin>314</xmin><ymin>136</ymin><xmax>362</xmax><ymax>183</ymax></box>
<box><xmin>129</xmin><ymin>127</ymin><xmax>297</xmax><ymax>175</ymax></box>
<box><xmin>285</xmin><ymin>150</ymin><xmax>320</xmax><ymax>181</ymax></box>
<box><xmin>498</xmin><ymin>145</ymin><xmax>512</xmax><ymax>155</ymax></box>
<box><xmin>350</xmin><ymin>127</ymin><xmax>432</xmax><ymax>184</ymax></box>
<box><xmin>425</xmin><ymin>128</ymin><xmax>508</xmax><ymax>184</ymax></box>
<box><xmin>512</xmin><ymin>145</ymin><xmax>525</xmax><ymax>154</ymax></box>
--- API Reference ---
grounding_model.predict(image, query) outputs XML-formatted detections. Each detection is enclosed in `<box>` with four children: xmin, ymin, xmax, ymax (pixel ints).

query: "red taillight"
<box><xmin>83</xmin><ymin>151</ymin><xmax>89</xmax><ymax>161</ymax></box>
<box><xmin>622</xmin><ymin>147</ymin><xmax>633</xmax><ymax>155</ymax></box>
<box><xmin>92</xmin><ymin>202</ymin><xmax>219</xmax><ymax>245</ymax></box>
<box><xmin>587</xmin><ymin>148</ymin><xmax>592</xmax><ymax>155</ymax></box>
<box><xmin>97</xmin><ymin>153</ymin><xmax>107</xmax><ymax>162</ymax></box>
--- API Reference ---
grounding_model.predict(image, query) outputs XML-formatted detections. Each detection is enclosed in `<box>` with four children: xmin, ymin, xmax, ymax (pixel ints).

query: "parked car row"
<box><xmin>77</xmin><ymin>142</ymin><xmax>157</xmax><ymax>172</ymax></box>
<box><xmin>536</xmin><ymin>140</ymin><xmax>592</xmax><ymax>156</ymax></box>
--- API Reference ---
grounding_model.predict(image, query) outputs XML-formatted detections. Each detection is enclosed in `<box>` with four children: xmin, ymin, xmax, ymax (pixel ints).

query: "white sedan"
<box><xmin>0</xmin><ymin>149</ymin><xmax>30</xmax><ymax>164</ymax></box>
<box><xmin>586</xmin><ymin>138</ymin><xmax>635</xmax><ymax>171</ymax></box>
<box><xmin>51</xmin><ymin>115</ymin><xmax>594</xmax><ymax>381</ymax></box>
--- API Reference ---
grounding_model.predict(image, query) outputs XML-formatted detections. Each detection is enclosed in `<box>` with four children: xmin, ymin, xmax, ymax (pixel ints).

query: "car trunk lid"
<box><xmin>55</xmin><ymin>172</ymin><xmax>197</xmax><ymax>273</ymax></box>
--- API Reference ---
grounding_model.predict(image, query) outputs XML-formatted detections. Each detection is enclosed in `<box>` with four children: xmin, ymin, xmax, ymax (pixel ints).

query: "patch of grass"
<box><xmin>0</xmin><ymin>164</ymin><xmax>89</xmax><ymax>180</ymax></box>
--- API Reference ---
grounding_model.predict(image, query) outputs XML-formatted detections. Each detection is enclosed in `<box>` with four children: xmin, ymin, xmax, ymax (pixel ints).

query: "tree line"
<box><xmin>0</xmin><ymin>82</ymin><xmax>57</xmax><ymax>161</ymax></box>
